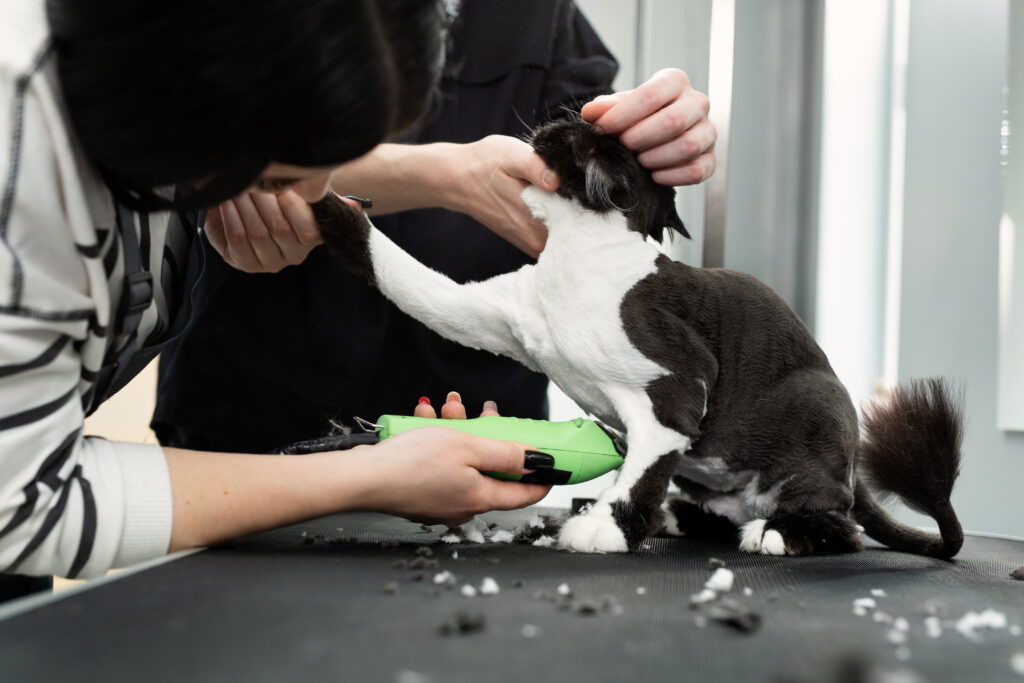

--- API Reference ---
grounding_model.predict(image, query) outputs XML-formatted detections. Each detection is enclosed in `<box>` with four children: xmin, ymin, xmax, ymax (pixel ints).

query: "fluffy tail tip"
<box><xmin>859</xmin><ymin>378</ymin><xmax>965</xmax><ymax>557</ymax></box>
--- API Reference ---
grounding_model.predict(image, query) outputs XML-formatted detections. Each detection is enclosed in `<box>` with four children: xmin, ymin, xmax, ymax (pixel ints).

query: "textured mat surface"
<box><xmin>1</xmin><ymin>510</ymin><xmax>1022</xmax><ymax>682</ymax></box>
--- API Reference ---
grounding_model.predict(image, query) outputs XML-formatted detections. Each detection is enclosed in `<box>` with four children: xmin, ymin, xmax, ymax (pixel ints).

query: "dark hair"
<box><xmin>46</xmin><ymin>0</ymin><xmax>447</xmax><ymax>210</ymax></box>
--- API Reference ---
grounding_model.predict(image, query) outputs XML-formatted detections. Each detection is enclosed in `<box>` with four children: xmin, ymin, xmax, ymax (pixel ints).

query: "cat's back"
<box><xmin>634</xmin><ymin>256</ymin><xmax>829</xmax><ymax>372</ymax></box>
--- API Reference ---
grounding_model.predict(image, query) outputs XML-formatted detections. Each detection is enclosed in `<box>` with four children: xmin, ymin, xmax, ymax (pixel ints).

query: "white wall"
<box><xmin>815</xmin><ymin>0</ymin><xmax>892</xmax><ymax>404</ymax></box>
<box><xmin>895</xmin><ymin>0</ymin><xmax>1024</xmax><ymax>538</ymax></box>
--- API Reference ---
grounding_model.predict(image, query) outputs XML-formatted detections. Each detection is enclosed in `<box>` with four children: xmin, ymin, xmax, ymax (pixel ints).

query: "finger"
<box><xmin>619</xmin><ymin>95</ymin><xmax>709</xmax><ymax>153</ymax></box>
<box><xmin>636</xmin><ymin>119</ymin><xmax>717</xmax><ymax>170</ymax></box>
<box><xmin>414</xmin><ymin>396</ymin><xmax>436</xmax><ymax>418</ymax></box>
<box><xmin>440</xmin><ymin>391</ymin><xmax>467</xmax><ymax>420</ymax></box>
<box><xmin>203</xmin><ymin>204</ymin><xmax>229</xmax><ymax>261</ymax></box>
<box><xmin>218</xmin><ymin>198</ymin><xmax>263</xmax><ymax>272</ymax></box>
<box><xmin>468</xmin><ymin>438</ymin><xmax>541</xmax><ymax>476</ymax></box>
<box><xmin>504</xmin><ymin>149</ymin><xmax>559</xmax><ymax>191</ymax></box>
<box><xmin>233</xmin><ymin>193</ymin><xmax>286</xmax><ymax>268</ymax></box>
<box><xmin>650</xmin><ymin>150</ymin><xmax>717</xmax><ymax>187</ymax></box>
<box><xmin>479</xmin><ymin>400</ymin><xmax>499</xmax><ymax>417</ymax></box>
<box><xmin>588</xmin><ymin>68</ymin><xmax>689</xmax><ymax>136</ymax></box>
<box><xmin>580</xmin><ymin>92</ymin><xmax>624</xmax><ymax>123</ymax></box>
<box><xmin>481</xmin><ymin>479</ymin><xmax>551</xmax><ymax>511</ymax></box>
<box><xmin>277</xmin><ymin>191</ymin><xmax>324</xmax><ymax>246</ymax></box>
<box><xmin>250</xmin><ymin>192</ymin><xmax>304</xmax><ymax>262</ymax></box>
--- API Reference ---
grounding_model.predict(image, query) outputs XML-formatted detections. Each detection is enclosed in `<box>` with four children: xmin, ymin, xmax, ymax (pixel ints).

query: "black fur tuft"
<box><xmin>763</xmin><ymin>511</ymin><xmax>863</xmax><ymax>555</ymax></box>
<box><xmin>312</xmin><ymin>192</ymin><xmax>377</xmax><ymax>287</ymax></box>
<box><xmin>530</xmin><ymin>117</ymin><xmax>690</xmax><ymax>242</ymax></box>
<box><xmin>852</xmin><ymin>378</ymin><xmax>965</xmax><ymax>558</ymax></box>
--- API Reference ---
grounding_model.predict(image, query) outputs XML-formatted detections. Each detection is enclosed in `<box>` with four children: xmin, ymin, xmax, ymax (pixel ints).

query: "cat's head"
<box><xmin>529</xmin><ymin>117</ymin><xmax>690</xmax><ymax>242</ymax></box>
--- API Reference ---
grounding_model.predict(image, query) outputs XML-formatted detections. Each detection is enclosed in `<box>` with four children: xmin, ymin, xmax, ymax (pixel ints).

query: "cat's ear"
<box><xmin>657</xmin><ymin>189</ymin><xmax>691</xmax><ymax>241</ymax></box>
<box><xmin>628</xmin><ymin>184</ymin><xmax>691</xmax><ymax>243</ymax></box>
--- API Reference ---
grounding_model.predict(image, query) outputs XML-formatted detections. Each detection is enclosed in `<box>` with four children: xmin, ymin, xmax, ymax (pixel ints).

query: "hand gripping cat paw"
<box><xmin>558</xmin><ymin>507</ymin><xmax>629</xmax><ymax>553</ymax></box>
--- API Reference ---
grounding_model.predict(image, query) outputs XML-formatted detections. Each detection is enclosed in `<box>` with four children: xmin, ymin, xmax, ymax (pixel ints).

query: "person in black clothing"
<box><xmin>153</xmin><ymin>0</ymin><xmax>717</xmax><ymax>454</ymax></box>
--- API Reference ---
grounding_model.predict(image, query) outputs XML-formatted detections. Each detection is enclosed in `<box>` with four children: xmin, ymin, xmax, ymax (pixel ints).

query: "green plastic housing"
<box><xmin>375</xmin><ymin>415</ymin><xmax>624</xmax><ymax>485</ymax></box>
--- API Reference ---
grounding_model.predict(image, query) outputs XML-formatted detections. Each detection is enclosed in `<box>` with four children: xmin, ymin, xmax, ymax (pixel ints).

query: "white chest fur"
<box><xmin>516</xmin><ymin>188</ymin><xmax>669</xmax><ymax>424</ymax></box>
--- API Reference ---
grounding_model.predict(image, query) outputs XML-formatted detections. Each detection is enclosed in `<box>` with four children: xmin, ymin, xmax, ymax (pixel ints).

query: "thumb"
<box><xmin>481</xmin><ymin>478</ymin><xmax>551</xmax><ymax>511</ymax></box>
<box><xmin>507</xmin><ymin>148</ymin><xmax>559</xmax><ymax>191</ymax></box>
<box><xmin>471</xmin><ymin>439</ymin><xmax>536</xmax><ymax>475</ymax></box>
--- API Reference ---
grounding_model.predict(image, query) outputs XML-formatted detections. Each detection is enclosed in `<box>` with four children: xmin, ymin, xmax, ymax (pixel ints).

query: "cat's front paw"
<box><xmin>738</xmin><ymin>519</ymin><xmax>787</xmax><ymax>556</ymax></box>
<box><xmin>558</xmin><ymin>509</ymin><xmax>628</xmax><ymax>553</ymax></box>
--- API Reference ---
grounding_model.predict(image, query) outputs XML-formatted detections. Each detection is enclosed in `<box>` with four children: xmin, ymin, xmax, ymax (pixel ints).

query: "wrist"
<box><xmin>400</xmin><ymin>142</ymin><xmax>463</xmax><ymax>213</ymax></box>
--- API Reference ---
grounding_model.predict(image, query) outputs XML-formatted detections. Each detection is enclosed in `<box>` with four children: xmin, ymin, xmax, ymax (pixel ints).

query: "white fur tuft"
<box><xmin>559</xmin><ymin>507</ymin><xmax>628</xmax><ymax>553</ymax></box>
<box><xmin>739</xmin><ymin>519</ymin><xmax>788</xmax><ymax>555</ymax></box>
<box><xmin>659</xmin><ymin>501</ymin><xmax>685</xmax><ymax>536</ymax></box>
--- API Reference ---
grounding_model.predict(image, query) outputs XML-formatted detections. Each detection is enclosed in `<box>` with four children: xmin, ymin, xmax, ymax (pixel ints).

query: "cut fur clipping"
<box><xmin>852</xmin><ymin>378</ymin><xmax>964</xmax><ymax>559</ymax></box>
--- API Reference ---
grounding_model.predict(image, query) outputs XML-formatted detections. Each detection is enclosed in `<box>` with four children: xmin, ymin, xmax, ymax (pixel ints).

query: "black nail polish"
<box><xmin>342</xmin><ymin>194</ymin><xmax>373</xmax><ymax>209</ymax></box>
<box><xmin>524</xmin><ymin>451</ymin><xmax>555</xmax><ymax>469</ymax></box>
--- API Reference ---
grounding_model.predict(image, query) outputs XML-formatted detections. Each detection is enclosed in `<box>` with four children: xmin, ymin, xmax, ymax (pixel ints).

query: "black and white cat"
<box><xmin>315</xmin><ymin>117</ymin><xmax>964</xmax><ymax>559</ymax></box>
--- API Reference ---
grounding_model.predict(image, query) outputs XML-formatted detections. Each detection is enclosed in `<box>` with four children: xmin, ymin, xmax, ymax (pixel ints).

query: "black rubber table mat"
<box><xmin>1</xmin><ymin>510</ymin><xmax>1022</xmax><ymax>682</ymax></box>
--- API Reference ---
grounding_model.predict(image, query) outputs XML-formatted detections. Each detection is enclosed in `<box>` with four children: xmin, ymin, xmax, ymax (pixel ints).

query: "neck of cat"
<box><xmin>539</xmin><ymin>196</ymin><xmax>649</xmax><ymax>256</ymax></box>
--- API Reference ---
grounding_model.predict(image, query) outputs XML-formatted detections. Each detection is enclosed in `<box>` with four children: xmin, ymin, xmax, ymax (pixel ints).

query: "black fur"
<box><xmin>610</xmin><ymin>450</ymin><xmax>680</xmax><ymax>547</ymax></box>
<box><xmin>764</xmin><ymin>511</ymin><xmax>862</xmax><ymax>555</ymax></box>
<box><xmin>529</xmin><ymin>117</ymin><xmax>965</xmax><ymax>558</ymax></box>
<box><xmin>854</xmin><ymin>379</ymin><xmax>964</xmax><ymax>558</ymax></box>
<box><xmin>661</xmin><ymin>498</ymin><xmax>739</xmax><ymax>541</ymax></box>
<box><xmin>313</xmin><ymin>193</ymin><xmax>377</xmax><ymax>287</ymax></box>
<box><xmin>530</xmin><ymin>117</ymin><xmax>689</xmax><ymax>242</ymax></box>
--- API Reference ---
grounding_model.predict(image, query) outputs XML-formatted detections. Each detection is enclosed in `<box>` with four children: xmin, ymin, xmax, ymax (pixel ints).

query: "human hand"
<box><xmin>357</xmin><ymin>421</ymin><xmax>551</xmax><ymax>527</ymax></box>
<box><xmin>355</xmin><ymin>390</ymin><xmax>546</xmax><ymax>526</ymax></box>
<box><xmin>204</xmin><ymin>190</ymin><xmax>323</xmax><ymax>273</ymax></box>
<box><xmin>444</xmin><ymin>135</ymin><xmax>558</xmax><ymax>258</ymax></box>
<box><xmin>581</xmin><ymin>68</ymin><xmax>717</xmax><ymax>186</ymax></box>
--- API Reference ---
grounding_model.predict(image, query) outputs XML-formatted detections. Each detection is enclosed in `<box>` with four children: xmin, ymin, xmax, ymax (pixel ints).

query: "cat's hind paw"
<box><xmin>738</xmin><ymin>519</ymin><xmax>787</xmax><ymax>555</ymax></box>
<box><xmin>558</xmin><ymin>509</ymin><xmax>629</xmax><ymax>553</ymax></box>
<box><xmin>739</xmin><ymin>513</ymin><xmax>862</xmax><ymax>556</ymax></box>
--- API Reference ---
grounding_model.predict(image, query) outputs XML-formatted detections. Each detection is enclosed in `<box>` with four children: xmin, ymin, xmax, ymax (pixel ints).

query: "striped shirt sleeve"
<box><xmin>0</xmin><ymin>44</ymin><xmax>173</xmax><ymax>578</ymax></box>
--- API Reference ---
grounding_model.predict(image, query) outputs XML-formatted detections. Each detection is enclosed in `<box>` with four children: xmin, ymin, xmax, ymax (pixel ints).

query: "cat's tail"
<box><xmin>850</xmin><ymin>378</ymin><xmax>965</xmax><ymax>559</ymax></box>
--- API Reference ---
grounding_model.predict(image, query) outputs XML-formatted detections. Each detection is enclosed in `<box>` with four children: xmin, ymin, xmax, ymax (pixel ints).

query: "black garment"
<box><xmin>152</xmin><ymin>0</ymin><xmax>617</xmax><ymax>454</ymax></box>
<box><xmin>0</xmin><ymin>574</ymin><xmax>51</xmax><ymax>604</ymax></box>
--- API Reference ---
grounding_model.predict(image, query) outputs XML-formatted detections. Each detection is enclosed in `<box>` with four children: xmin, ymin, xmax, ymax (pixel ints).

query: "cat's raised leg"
<box><xmin>559</xmin><ymin>394</ymin><xmax>692</xmax><ymax>553</ymax></box>
<box><xmin>739</xmin><ymin>510</ymin><xmax>862</xmax><ymax>556</ymax></box>
<box><xmin>317</xmin><ymin>197</ymin><xmax>539</xmax><ymax>371</ymax></box>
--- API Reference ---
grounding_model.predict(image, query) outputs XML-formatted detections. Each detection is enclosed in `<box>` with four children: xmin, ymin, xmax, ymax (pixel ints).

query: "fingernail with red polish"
<box><xmin>418</xmin><ymin>396</ymin><xmax>431</xmax><ymax>406</ymax></box>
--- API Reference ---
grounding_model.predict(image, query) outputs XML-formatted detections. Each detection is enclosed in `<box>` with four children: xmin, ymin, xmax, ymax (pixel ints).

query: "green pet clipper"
<box><xmin>274</xmin><ymin>415</ymin><xmax>626</xmax><ymax>485</ymax></box>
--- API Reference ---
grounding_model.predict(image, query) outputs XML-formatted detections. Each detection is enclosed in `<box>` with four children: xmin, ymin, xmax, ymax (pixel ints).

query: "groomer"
<box><xmin>0</xmin><ymin>0</ymin><xmax>555</xmax><ymax>601</ymax></box>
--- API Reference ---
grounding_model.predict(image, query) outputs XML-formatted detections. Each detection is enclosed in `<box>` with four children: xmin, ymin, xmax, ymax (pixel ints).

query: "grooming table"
<box><xmin>0</xmin><ymin>509</ymin><xmax>1022</xmax><ymax>682</ymax></box>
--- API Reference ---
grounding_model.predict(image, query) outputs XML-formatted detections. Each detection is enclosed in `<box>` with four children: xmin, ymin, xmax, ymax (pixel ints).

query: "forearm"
<box><xmin>163</xmin><ymin>447</ymin><xmax>386</xmax><ymax>552</ymax></box>
<box><xmin>330</xmin><ymin>143</ymin><xmax>461</xmax><ymax>216</ymax></box>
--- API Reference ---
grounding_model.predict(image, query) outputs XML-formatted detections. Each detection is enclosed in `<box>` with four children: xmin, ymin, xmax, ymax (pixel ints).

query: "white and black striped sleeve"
<box><xmin>0</xmin><ymin>45</ymin><xmax>173</xmax><ymax>578</ymax></box>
